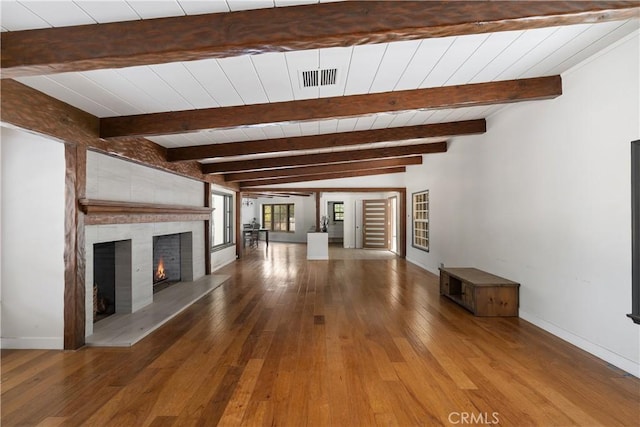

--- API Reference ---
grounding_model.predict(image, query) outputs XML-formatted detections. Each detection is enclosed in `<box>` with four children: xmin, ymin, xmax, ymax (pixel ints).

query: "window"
<box><xmin>212</xmin><ymin>192</ymin><xmax>233</xmax><ymax>248</ymax></box>
<box><xmin>333</xmin><ymin>202</ymin><xmax>344</xmax><ymax>221</ymax></box>
<box><xmin>263</xmin><ymin>203</ymin><xmax>295</xmax><ymax>232</ymax></box>
<box><xmin>412</xmin><ymin>190</ymin><xmax>429</xmax><ymax>252</ymax></box>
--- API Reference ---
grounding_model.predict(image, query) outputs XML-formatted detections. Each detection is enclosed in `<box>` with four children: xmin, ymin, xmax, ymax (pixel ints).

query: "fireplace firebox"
<box><xmin>93</xmin><ymin>242</ymin><xmax>116</xmax><ymax>321</ymax></box>
<box><xmin>93</xmin><ymin>239</ymin><xmax>132</xmax><ymax>322</ymax></box>
<box><xmin>152</xmin><ymin>232</ymin><xmax>193</xmax><ymax>293</ymax></box>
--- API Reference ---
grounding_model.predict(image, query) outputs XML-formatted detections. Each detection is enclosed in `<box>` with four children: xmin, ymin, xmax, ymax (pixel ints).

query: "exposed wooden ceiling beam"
<box><xmin>2</xmin><ymin>1</ymin><xmax>637</xmax><ymax>79</ymax></box>
<box><xmin>243</xmin><ymin>192</ymin><xmax>312</xmax><ymax>198</ymax></box>
<box><xmin>0</xmin><ymin>79</ymin><xmax>235</xmax><ymax>188</ymax></box>
<box><xmin>242</xmin><ymin>193</ymin><xmax>275</xmax><ymax>198</ymax></box>
<box><xmin>240</xmin><ymin>167</ymin><xmax>407</xmax><ymax>188</ymax></box>
<box><xmin>203</xmin><ymin>142</ymin><xmax>446</xmax><ymax>174</ymax></box>
<box><xmin>168</xmin><ymin>120</ymin><xmax>484</xmax><ymax>162</ymax></box>
<box><xmin>265</xmin><ymin>192</ymin><xmax>313</xmax><ymax>197</ymax></box>
<box><xmin>225</xmin><ymin>156</ymin><xmax>423</xmax><ymax>182</ymax></box>
<box><xmin>101</xmin><ymin>77</ymin><xmax>560</xmax><ymax>139</ymax></box>
<box><xmin>244</xmin><ymin>187</ymin><xmax>405</xmax><ymax>194</ymax></box>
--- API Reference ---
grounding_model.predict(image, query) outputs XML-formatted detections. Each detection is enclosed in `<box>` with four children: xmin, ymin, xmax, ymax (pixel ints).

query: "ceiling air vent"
<box><xmin>300</xmin><ymin>68</ymin><xmax>338</xmax><ymax>88</ymax></box>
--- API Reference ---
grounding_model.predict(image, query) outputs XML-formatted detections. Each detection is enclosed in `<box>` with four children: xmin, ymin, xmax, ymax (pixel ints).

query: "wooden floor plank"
<box><xmin>1</xmin><ymin>243</ymin><xmax>638</xmax><ymax>426</ymax></box>
<box><xmin>0</xmin><ymin>349</ymin><xmax>49</xmax><ymax>374</ymax></box>
<box><xmin>218</xmin><ymin>358</ymin><xmax>265</xmax><ymax>426</ymax></box>
<box><xmin>35</xmin><ymin>417</ymin><xmax>68</xmax><ymax>427</ymax></box>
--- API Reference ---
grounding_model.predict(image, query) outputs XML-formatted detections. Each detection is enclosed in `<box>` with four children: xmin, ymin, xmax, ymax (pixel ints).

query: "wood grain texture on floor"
<box><xmin>1</xmin><ymin>243</ymin><xmax>638</xmax><ymax>426</ymax></box>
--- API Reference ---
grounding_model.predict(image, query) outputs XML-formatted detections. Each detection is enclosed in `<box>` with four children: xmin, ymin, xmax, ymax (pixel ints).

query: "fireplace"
<box><xmin>86</xmin><ymin>224</ymin><xmax>199</xmax><ymax>336</ymax></box>
<box><xmin>152</xmin><ymin>232</ymin><xmax>193</xmax><ymax>293</ymax></box>
<box><xmin>93</xmin><ymin>239</ymin><xmax>132</xmax><ymax>322</ymax></box>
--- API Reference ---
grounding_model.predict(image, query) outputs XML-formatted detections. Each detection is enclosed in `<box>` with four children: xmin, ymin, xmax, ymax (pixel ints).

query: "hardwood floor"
<box><xmin>2</xmin><ymin>243</ymin><xmax>638</xmax><ymax>426</ymax></box>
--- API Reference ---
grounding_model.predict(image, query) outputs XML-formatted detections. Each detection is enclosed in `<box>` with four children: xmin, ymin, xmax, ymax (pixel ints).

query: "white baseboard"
<box><xmin>520</xmin><ymin>310</ymin><xmax>640</xmax><ymax>378</ymax></box>
<box><xmin>406</xmin><ymin>257</ymin><xmax>438</xmax><ymax>276</ymax></box>
<box><xmin>405</xmin><ymin>258</ymin><xmax>640</xmax><ymax>378</ymax></box>
<box><xmin>1</xmin><ymin>337</ymin><xmax>64</xmax><ymax>350</ymax></box>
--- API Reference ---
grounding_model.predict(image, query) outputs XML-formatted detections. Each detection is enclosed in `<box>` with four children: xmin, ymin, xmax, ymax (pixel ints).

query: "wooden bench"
<box><xmin>439</xmin><ymin>267</ymin><xmax>520</xmax><ymax>317</ymax></box>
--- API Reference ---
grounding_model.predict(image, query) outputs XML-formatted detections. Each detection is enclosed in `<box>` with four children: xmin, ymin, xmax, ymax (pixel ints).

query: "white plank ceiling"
<box><xmin>2</xmin><ymin>1</ymin><xmax>639</xmax><ymax>164</ymax></box>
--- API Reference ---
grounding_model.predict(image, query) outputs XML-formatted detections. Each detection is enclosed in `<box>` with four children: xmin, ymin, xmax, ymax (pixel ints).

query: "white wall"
<box><xmin>405</xmin><ymin>33</ymin><xmax>640</xmax><ymax>376</ymax></box>
<box><xmin>241</xmin><ymin>199</ymin><xmax>260</xmax><ymax>226</ymax></box>
<box><xmin>1</xmin><ymin>127</ymin><xmax>66</xmax><ymax>349</ymax></box>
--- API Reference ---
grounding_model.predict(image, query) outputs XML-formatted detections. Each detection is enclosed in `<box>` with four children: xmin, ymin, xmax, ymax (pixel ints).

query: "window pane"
<box><xmin>279</xmin><ymin>205</ymin><xmax>286</xmax><ymax>231</ymax></box>
<box><xmin>224</xmin><ymin>195</ymin><xmax>233</xmax><ymax>244</ymax></box>
<box><xmin>212</xmin><ymin>193</ymin><xmax>233</xmax><ymax>247</ymax></box>
<box><xmin>212</xmin><ymin>193</ymin><xmax>225</xmax><ymax>246</ymax></box>
<box><xmin>262</xmin><ymin>204</ymin><xmax>295</xmax><ymax>231</ymax></box>
<box><xmin>289</xmin><ymin>204</ymin><xmax>295</xmax><ymax>231</ymax></box>
<box><xmin>333</xmin><ymin>202</ymin><xmax>344</xmax><ymax>221</ymax></box>
<box><xmin>412</xmin><ymin>190</ymin><xmax>429</xmax><ymax>252</ymax></box>
<box><xmin>263</xmin><ymin>205</ymin><xmax>272</xmax><ymax>230</ymax></box>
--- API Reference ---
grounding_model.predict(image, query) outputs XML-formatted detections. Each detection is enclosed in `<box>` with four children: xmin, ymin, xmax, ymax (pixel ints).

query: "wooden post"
<box><xmin>629</xmin><ymin>140</ymin><xmax>640</xmax><ymax>324</ymax></box>
<box><xmin>399</xmin><ymin>189</ymin><xmax>407</xmax><ymax>259</ymax></box>
<box><xmin>204</xmin><ymin>182</ymin><xmax>212</xmax><ymax>275</ymax></box>
<box><xmin>236</xmin><ymin>191</ymin><xmax>243</xmax><ymax>259</ymax></box>
<box><xmin>315</xmin><ymin>191</ymin><xmax>321</xmax><ymax>232</ymax></box>
<box><xmin>64</xmin><ymin>143</ymin><xmax>86</xmax><ymax>350</ymax></box>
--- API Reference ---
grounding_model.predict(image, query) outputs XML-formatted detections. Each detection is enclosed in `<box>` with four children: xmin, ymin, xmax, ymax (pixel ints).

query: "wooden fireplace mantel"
<box><xmin>79</xmin><ymin>198</ymin><xmax>212</xmax><ymax>225</ymax></box>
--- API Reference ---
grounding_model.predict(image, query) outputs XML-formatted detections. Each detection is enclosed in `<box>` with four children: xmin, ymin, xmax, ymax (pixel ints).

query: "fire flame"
<box><xmin>155</xmin><ymin>257</ymin><xmax>166</xmax><ymax>281</ymax></box>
